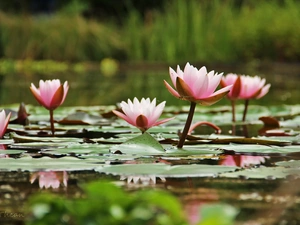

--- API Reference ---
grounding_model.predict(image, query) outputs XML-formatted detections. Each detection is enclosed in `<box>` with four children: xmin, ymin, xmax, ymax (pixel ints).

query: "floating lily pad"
<box><xmin>10</xmin><ymin>132</ymin><xmax>82</xmax><ymax>143</ymax></box>
<box><xmin>220</xmin><ymin>166</ymin><xmax>288</xmax><ymax>179</ymax></box>
<box><xmin>220</xmin><ymin>144</ymin><xmax>300</xmax><ymax>155</ymax></box>
<box><xmin>164</xmin><ymin>144</ymin><xmax>223</xmax><ymax>156</ymax></box>
<box><xmin>0</xmin><ymin>149</ymin><xmax>25</xmax><ymax>155</ymax></box>
<box><xmin>0</xmin><ymin>156</ymin><xmax>100</xmax><ymax>171</ymax></box>
<box><xmin>43</xmin><ymin>144</ymin><xmax>111</xmax><ymax>155</ymax></box>
<box><xmin>276</xmin><ymin>160</ymin><xmax>300</xmax><ymax>168</ymax></box>
<box><xmin>97</xmin><ymin>163</ymin><xmax>237</xmax><ymax>178</ymax></box>
<box><xmin>58</xmin><ymin>111</ymin><xmax>110</xmax><ymax>125</ymax></box>
<box><xmin>110</xmin><ymin>132</ymin><xmax>164</xmax><ymax>154</ymax></box>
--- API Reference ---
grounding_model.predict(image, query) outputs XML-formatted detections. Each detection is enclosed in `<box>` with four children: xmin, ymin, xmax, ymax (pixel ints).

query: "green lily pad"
<box><xmin>43</xmin><ymin>143</ymin><xmax>111</xmax><ymax>155</ymax></box>
<box><xmin>220</xmin><ymin>166</ymin><xmax>288</xmax><ymax>179</ymax></box>
<box><xmin>0</xmin><ymin>149</ymin><xmax>25</xmax><ymax>155</ymax></box>
<box><xmin>164</xmin><ymin>144</ymin><xmax>223</xmax><ymax>155</ymax></box>
<box><xmin>0</xmin><ymin>156</ymin><xmax>100</xmax><ymax>171</ymax></box>
<box><xmin>220</xmin><ymin>144</ymin><xmax>300</xmax><ymax>155</ymax></box>
<box><xmin>110</xmin><ymin>132</ymin><xmax>164</xmax><ymax>154</ymax></box>
<box><xmin>97</xmin><ymin>163</ymin><xmax>237</xmax><ymax>178</ymax></box>
<box><xmin>10</xmin><ymin>132</ymin><xmax>82</xmax><ymax>143</ymax></box>
<box><xmin>276</xmin><ymin>160</ymin><xmax>300</xmax><ymax>168</ymax></box>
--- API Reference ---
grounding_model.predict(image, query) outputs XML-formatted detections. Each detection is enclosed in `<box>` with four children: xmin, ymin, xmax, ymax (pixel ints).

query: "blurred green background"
<box><xmin>0</xmin><ymin>0</ymin><xmax>299</xmax><ymax>63</ymax></box>
<box><xmin>0</xmin><ymin>0</ymin><xmax>299</xmax><ymax>106</ymax></box>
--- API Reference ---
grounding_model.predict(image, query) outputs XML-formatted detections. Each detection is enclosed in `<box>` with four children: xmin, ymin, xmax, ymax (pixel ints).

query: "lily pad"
<box><xmin>220</xmin><ymin>144</ymin><xmax>300</xmax><ymax>155</ymax></box>
<box><xmin>110</xmin><ymin>132</ymin><xmax>164</xmax><ymax>154</ymax></box>
<box><xmin>220</xmin><ymin>166</ymin><xmax>288</xmax><ymax>179</ymax></box>
<box><xmin>0</xmin><ymin>149</ymin><xmax>25</xmax><ymax>155</ymax></box>
<box><xmin>97</xmin><ymin>163</ymin><xmax>237</xmax><ymax>178</ymax></box>
<box><xmin>0</xmin><ymin>156</ymin><xmax>100</xmax><ymax>171</ymax></box>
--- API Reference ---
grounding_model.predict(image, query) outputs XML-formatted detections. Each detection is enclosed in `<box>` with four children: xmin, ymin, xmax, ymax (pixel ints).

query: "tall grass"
<box><xmin>0</xmin><ymin>12</ymin><xmax>124</xmax><ymax>61</ymax></box>
<box><xmin>123</xmin><ymin>0</ymin><xmax>300</xmax><ymax>63</ymax></box>
<box><xmin>0</xmin><ymin>0</ymin><xmax>299</xmax><ymax>63</ymax></box>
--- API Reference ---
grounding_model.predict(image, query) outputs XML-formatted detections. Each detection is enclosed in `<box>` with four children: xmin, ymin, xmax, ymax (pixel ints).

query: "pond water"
<box><xmin>1</xmin><ymin>62</ymin><xmax>299</xmax><ymax>106</ymax></box>
<box><xmin>0</xmin><ymin>62</ymin><xmax>300</xmax><ymax>225</ymax></box>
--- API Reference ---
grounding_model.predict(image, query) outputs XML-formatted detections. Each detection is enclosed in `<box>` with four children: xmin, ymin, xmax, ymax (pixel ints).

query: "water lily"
<box><xmin>164</xmin><ymin>63</ymin><xmax>232</xmax><ymax>106</ymax></box>
<box><xmin>220</xmin><ymin>155</ymin><xmax>269</xmax><ymax>168</ymax></box>
<box><xmin>221</xmin><ymin>73</ymin><xmax>241</xmax><ymax>122</ymax></box>
<box><xmin>120</xmin><ymin>175</ymin><xmax>166</xmax><ymax>185</ymax></box>
<box><xmin>0</xmin><ymin>110</ymin><xmax>11</xmax><ymax>138</ymax></box>
<box><xmin>30</xmin><ymin>79</ymin><xmax>69</xmax><ymax>135</ymax></box>
<box><xmin>239</xmin><ymin>75</ymin><xmax>271</xmax><ymax>100</ymax></box>
<box><xmin>112</xmin><ymin>97</ymin><xmax>172</xmax><ymax>132</ymax></box>
<box><xmin>30</xmin><ymin>171</ymin><xmax>68</xmax><ymax>189</ymax></box>
<box><xmin>164</xmin><ymin>63</ymin><xmax>232</xmax><ymax>148</ymax></box>
<box><xmin>239</xmin><ymin>75</ymin><xmax>271</xmax><ymax>121</ymax></box>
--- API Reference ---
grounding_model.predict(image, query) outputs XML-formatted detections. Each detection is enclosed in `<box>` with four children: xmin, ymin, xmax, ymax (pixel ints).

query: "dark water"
<box><xmin>0</xmin><ymin>62</ymin><xmax>299</xmax><ymax>107</ymax></box>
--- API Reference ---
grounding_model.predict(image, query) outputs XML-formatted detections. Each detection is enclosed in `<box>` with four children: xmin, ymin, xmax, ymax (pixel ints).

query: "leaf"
<box><xmin>97</xmin><ymin>163</ymin><xmax>237</xmax><ymax>178</ymax></box>
<box><xmin>220</xmin><ymin>167</ymin><xmax>288</xmax><ymax>179</ymax></box>
<box><xmin>110</xmin><ymin>132</ymin><xmax>164</xmax><ymax>154</ymax></box>
<box><xmin>220</xmin><ymin>144</ymin><xmax>300</xmax><ymax>155</ymax></box>
<box><xmin>58</xmin><ymin>111</ymin><xmax>110</xmax><ymax>125</ymax></box>
<box><xmin>0</xmin><ymin>156</ymin><xmax>100</xmax><ymax>171</ymax></box>
<box><xmin>199</xmin><ymin>203</ymin><xmax>239</xmax><ymax>225</ymax></box>
<box><xmin>10</xmin><ymin>132</ymin><xmax>81</xmax><ymax>143</ymax></box>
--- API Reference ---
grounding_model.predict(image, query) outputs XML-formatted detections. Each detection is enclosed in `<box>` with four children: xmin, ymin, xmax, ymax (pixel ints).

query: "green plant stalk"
<box><xmin>49</xmin><ymin>109</ymin><xmax>55</xmax><ymax>136</ymax></box>
<box><xmin>231</xmin><ymin>100</ymin><xmax>236</xmax><ymax>122</ymax></box>
<box><xmin>177</xmin><ymin>101</ymin><xmax>196</xmax><ymax>148</ymax></box>
<box><xmin>242</xmin><ymin>99</ymin><xmax>249</xmax><ymax>122</ymax></box>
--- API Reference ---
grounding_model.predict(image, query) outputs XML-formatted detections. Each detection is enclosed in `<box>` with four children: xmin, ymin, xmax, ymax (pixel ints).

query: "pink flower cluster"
<box><xmin>221</xmin><ymin>73</ymin><xmax>271</xmax><ymax>100</ymax></box>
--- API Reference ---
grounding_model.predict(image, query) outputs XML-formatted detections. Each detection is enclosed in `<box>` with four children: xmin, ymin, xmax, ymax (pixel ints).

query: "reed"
<box><xmin>123</xmin><ymin>0</ymin><xmax>300</xmax><ymax>63</ymax></box>
<box><xmin>0</xmin><ymin>0</ymin><xmax>299</xmax><ymax>63</ymax></box>
<box><xmin>0</xmin><ymin>12</ymin><xmax>124</xmax><ymax>61</ymax></box>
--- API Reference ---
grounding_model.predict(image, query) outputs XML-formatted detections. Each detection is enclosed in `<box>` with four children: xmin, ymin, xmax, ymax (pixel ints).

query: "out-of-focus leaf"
<box><xmin>198</xmin><ymin>203</ymin><xmax>239</xmax><ymax>225</ymax></box>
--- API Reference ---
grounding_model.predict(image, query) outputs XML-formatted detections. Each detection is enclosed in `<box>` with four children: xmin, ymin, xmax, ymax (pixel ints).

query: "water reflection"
<box><xmin>30</xmin><ymin>171</ymin><xmax>68</xmax><ymax>189</ymax></box>
<box><xmin>1</xmin><ymin>64</ymin><xmax>299</xmax><ymax>106</ymax></box>
<box><xmin>0</xmin><ymin>144</ymin><xmax>8</xmax><ymax>158</ymax></box>
<box><xmin>120</xmin><ymin>175</ymin><xmax>166</xmax><ymax>185</ymax></box>
<box><xmin>219</xmin><ymin>155</ymin><xmax>269</xmax><ymax>167</ymax></box>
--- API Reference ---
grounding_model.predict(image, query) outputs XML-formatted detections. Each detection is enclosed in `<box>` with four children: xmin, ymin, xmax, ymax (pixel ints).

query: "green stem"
<box><xmin>49</xmin><ymin>109</ymin><xmax>55</xmax><ymax>136</ymax></box>
<box><xmin>242</xmin><ymin>99</ymin><xmax>249</xmax><ymax>122</ymax></box>
<box><xmin>231</xmin><ymin>100</ymin><xmax>236</xmax><ymax>122</ymax></box>
<box><xmin>177</xmin><ymin>101</ymin><xmax>196</xmax><ymax>148</ymax></box>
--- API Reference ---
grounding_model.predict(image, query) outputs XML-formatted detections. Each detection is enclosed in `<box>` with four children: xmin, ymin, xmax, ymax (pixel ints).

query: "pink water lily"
<box><xmin>220</xmin><ymin>73</ymin><xmax>241</xmax><ymax>100</ymax></box>
<box><xmin>0</xmin><ymin>110</ymin><xmax>11</xmax><ymax>138</ymax></box>
<box><xmin>220</xmin><ymin>155</ymin><xmax>269</xmax><ymax>168</ymax></box>
<box><xmin>30</xmin><ymin>79</ymin><xmax>69</xmax><ymax>111</ymax></box>
<box><xmin>164</xmin><ymin>63</ymin><xmax>232</xmax><ymax>148</ymax></box>
<box><xmin>221</xmin><ymin>73</ymin><xmax>242</xmax><ymax>122</ymax></box>
<box><xmin>30</xmin><ymin>79</ymin><xmax>69</xmax><ymax>136</ymax></box>
<box><xmin>164</xmin><ymin>63</ymin><xmax>232</xmax><ymax>106</ymax></box>
<box><xmin>112</xmin><ymin>98</ymin><xmax>173</xmax><ymax>132</ymax></box>
<box><xmin>30</xmin><ymin>171</ymin><xmax>68</xmax><ymax>189</ymax></box>
<box><xmin>239</xmin><ymin>75</ymin><xmax>271</xmax><ymax>100</ymax></box>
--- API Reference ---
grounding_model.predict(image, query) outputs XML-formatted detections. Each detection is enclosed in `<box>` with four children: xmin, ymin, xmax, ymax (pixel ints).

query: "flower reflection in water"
<box><xmin>0</xmin><ymin>144</ymin><xmax>8</xmax><ymax>158</ymax></box>
<box><xmin>120</xmin><ymin>175</ymin><xmax>166</xmax><ymax>185</ymax></box>
<box><xmin>220</xmin><ymin>155</ymin><xmax>269</xmax><ymax>168</ymax></box>
<box><xmin>30</xmin><ymin>171</ymin><xmax>68</xmax><ymax>189</ymax></box>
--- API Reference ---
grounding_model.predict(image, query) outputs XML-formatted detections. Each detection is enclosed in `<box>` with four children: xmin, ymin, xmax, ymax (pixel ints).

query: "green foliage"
<box><xmin>0</xmin><ymin>12</ymin><xmax>124</xmax><ymax>61</ymax></box>
<box><xmin>0</xmin><ymin>0</ymin><xmax>299</xmax><ymax>63</ymax></box>
<box><xmin>123</xmin><ymin>0</ymin><xmax>300</xmax><ymax>63</ymax></box>
<box><xmin>198</xmin><ymin>203</ymin><xmax>238</xmax><ymax>225</ymax></box>
<box><xmin>26</xmin><ymin>180</ymin><xmax>188</xmax><ymax>225</ymax></box>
